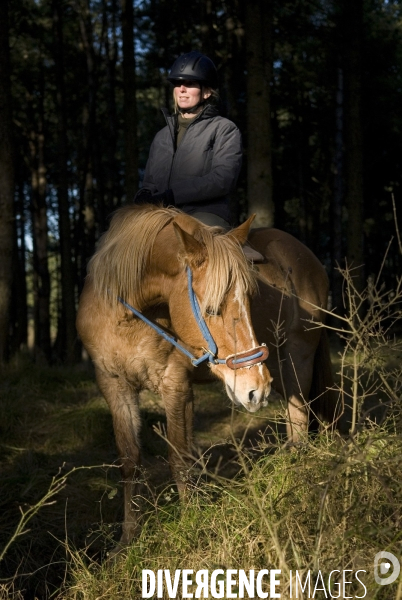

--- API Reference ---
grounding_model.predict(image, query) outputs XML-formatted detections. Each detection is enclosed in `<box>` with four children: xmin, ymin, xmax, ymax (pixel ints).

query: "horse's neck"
<box><xmin>141</xmin><ymin>271</ymin><xmax>176</xmax><ymax>307</ymax></box>
<box><xmin>142</xmin><ymin>227</ymin><xmax>182</xmax><ymax>307</ymax></box>
<box><xmin>139</xmin><ymin>215</ymin><xmax>204</xmax><ymax>308</ymax></box>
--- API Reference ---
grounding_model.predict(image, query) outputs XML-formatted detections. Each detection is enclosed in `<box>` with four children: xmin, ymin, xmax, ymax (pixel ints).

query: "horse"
<box><xmin>248</xmin><ymin>227</ymin><xmax>339</xmax><ymax>439</ymax></box>
<box><xmin>76</xmin><ymin>204</ymin><xmax>338</xmax><ymax>550</ymax></box>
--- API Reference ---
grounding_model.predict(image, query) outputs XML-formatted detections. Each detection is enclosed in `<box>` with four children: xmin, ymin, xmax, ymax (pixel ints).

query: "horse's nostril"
<box><xmin>249</xmin><ymin>390</ymin><xmax>257</xmax><ymax>402</ymax></box>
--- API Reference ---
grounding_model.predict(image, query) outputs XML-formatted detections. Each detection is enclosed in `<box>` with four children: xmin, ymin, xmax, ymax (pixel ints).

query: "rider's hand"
<box><xmin>134</xmin><ymin>188</ymin><xmax>153</xmax><ymax>204</ymax></box>
<box><xmin>151</xmin><ymin>189</ymin><xmax>175</xmax><ymax>207</ymax></box>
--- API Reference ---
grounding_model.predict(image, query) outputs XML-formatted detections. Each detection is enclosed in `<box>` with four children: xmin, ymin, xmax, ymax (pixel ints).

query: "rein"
<box><xmin>118</xmin><ymin>266</ymin><xmax>268</xmax><ymax>370</ymax></box>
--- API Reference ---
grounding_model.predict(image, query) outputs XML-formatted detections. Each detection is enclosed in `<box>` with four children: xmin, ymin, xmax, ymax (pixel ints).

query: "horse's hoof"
<box><xmin>283</xmin><ymin>439</ymin><xmax>309</xmax><ymax>452</ymax></box>
<box><xmin>105</xmin><ymin>542</ymin><xmax>128</xmax><ymax>564</ymax></box>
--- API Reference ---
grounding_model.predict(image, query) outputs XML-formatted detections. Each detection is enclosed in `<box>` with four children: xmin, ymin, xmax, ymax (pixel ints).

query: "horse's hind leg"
<box><xmin>286</xmin><ymin>393</ymin><xmax>309</xmax><ymax>441</ymax></box>
<box><xmin>96</xmin><ymin>368</ymin><xmax>142</xmax><ymax>548</ymax></box>
<box><xmin>280</xmin><ymin>339</ymin><xmax>317</xmax><ymax>443</ymax></box>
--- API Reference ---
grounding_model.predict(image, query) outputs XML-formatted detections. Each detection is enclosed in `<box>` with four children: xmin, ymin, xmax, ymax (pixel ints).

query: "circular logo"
<box><xmin>374</xmin><ymin>551</ymin><xmax>400</xmax><ymax>586</ymax></box>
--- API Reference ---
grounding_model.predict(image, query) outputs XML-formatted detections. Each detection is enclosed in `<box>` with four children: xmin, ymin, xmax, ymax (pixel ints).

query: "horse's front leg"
<box><xmin>160</xmin><ymin>364</ymin><xmax>194</xmax><ymax>496</ymax></box>
<box><xmin>96</xmin><ymin>368</ymin><xmax>142</xmax><ymax>548</ymax></box>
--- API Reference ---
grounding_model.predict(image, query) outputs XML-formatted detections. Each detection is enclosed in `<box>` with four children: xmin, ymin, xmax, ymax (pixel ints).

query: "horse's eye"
<box><xmin>206</xmin><ymin>307</ymin><xmax>221</xmax><ymax>317</ymax></box>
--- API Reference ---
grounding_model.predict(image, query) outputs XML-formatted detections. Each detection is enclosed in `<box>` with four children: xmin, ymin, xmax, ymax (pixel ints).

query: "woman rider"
<box><xmin>135</xmin><ymin>51</ymin><xmax>262</xmax><ymax>260</ymax></box>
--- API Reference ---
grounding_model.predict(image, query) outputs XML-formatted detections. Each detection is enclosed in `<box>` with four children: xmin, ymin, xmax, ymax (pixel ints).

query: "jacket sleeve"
<box><xmin>171</xmin><ymin>121</ymin><xmax>243</xmax><ymax>206</ymax></box>
<box><xmin>139</xmin><ymin>125</ymin><xmax>174</xmax><ymax>195</ymax></box>
<box><xmin>139</xmin><ymin>139</ymin><xmax>159</xmax><ymax>195</ymax></box>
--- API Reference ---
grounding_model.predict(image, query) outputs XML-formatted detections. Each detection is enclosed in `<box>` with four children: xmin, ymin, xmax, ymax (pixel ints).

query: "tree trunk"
<box><xmin>200</xmin><ymin>0</ymin><xmax>216</xmax><ymax>59</ymax></box>
<box><xmin>0</xmin><ymin>0</ymin><xmax>15</xmax><ymax>363</ymax></box>
<box><xmin>73</xmin><ymin>0</ymin><xmax>98</xmax><ymax>291</ymax></box>
<box><xmin>102</xmin><ymin>0</ymin><xmax>119</xmax><ymax>226</ymax></box>
<box><xmin>121</xmin><ymin>0</ymin><xmax>139</xmax><ymax>200</ymax></box>
<box><xmin>245</xmin><ymin>0</ymin><xmax>274</xmax><ymax>227</ymax></box>
<box><xmin>343</xmin><ymin>0</ymin><xmax>364</xmax><ymax>294</ymax></box>
<box><xmin>331</xmin><ymin>66</ymin><xmax>345</xmax><ymax>315</ymax></box>
<box><xmin>29</xmin><ymin>84</ymin><xmax>51</xmax><ymax>364</ymax></box>
<box><xmin>52</xmin><ymin>0</ymin><xmax>78</xmax><ymax>363</ymax></box>
<box><xmin>10</xmin><ymin>181</ymin><xmax>28</xmax><ymax>355</ymax></box>
<box><xmin>221</xmin><ymin>1</ymin><xmax>247</xmax><ymax>223</ymax></box>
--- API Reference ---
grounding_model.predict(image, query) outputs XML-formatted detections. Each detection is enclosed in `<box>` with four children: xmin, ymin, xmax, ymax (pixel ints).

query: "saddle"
<box><xmin>192</xmin><ymin>211</ymin><xmax>265</xmax><ymax>263</ymax></box>
<box><xmin>243</xmin><ymin>243</ymin><xmax>265</xmax><ymax>263</ymax></box>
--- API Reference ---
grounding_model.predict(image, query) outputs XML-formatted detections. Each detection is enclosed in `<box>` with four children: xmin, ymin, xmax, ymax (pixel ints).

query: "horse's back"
<box><xmin>249</xmin><ymin>227</ymin><xmax>329</xmax><ymax>314</ymax></box>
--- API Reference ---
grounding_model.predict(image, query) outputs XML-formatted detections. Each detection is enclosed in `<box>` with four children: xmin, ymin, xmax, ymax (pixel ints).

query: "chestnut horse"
<box><xmin>77</xmin><ymin>204</ymin><xmax>272</xmax><ymax>548</ymax></box>
<box><xmin>248</xmin><ymin>227</ymin><xmax>339</xmax><ymax>439</ymax></box>
<box><xmin>77</xmin><ymin>204</ymin><xmax>338</xmax><ymax>549</ymax></box>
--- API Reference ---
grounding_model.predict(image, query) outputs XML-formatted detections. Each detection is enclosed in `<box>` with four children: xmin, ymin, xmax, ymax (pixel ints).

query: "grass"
<box><xmin>1</xmin><ymin>354</ymin><xmax>402</xmax><ymax>599</ymax></box>
<box><xmin>63</xmin><ymin>423</ymin><xmax>402</xmax><ymax>599</ymax></box>
<box><xmin>0</xmin><ymin>357</ymin><xmax>282</xmax><ymax>599</ymax></box>
<box><xmin>1</xmin><ymin>256</ymin><xmax>402</xmax><ymax>599</ymax></box>
<box><xmin>0</xmin><ymin>359</ymin><xmax>121</xmax><ymax>598</ymax></box>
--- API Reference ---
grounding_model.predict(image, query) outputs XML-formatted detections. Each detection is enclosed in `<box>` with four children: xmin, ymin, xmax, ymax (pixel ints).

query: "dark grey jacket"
<box><xmin>141</xmin><ymin>105</ymin><xmax>242</xmax><ymax>223</ymax></box>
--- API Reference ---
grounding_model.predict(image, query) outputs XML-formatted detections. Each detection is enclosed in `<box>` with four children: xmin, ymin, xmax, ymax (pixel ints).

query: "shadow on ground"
<box><xmin>0</xmin><ymin>369</ymin><xmax>285</xmax><ymax>599</ymax></box>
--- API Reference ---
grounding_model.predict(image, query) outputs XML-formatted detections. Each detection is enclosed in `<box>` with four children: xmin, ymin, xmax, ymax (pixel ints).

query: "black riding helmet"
<box><xmin>167</xmin><ymin>51</ymin><xmax>218</xmax><ymax>89</ymax></box>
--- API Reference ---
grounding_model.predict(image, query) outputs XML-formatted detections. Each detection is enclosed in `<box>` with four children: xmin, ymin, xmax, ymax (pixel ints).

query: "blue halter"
<box><xmin>118</xmin><ymin>266</ymin><xmax>268</xmax><ymax>369</ymax></box>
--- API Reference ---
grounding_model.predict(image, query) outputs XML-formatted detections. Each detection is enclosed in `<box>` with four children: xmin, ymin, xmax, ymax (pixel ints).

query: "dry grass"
<box><xmin>1</xmin><ymin>252</ymin><xmax>402</xmax><ymax>599</ymax></box>
<box><xmin>1</xmin><ymin>356</ymin><xmax>402</xmax><ymax>599</ymax></box>
<box><xmin>61</xmin><ymin>421</ymin><xmax>402</xmax><ymax>599</ymax></box>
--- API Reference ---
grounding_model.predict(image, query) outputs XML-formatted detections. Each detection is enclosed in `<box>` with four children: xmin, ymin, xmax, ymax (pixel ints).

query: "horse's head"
<box><xmin>87</xmin><ymin>205</ymin><xmax>272</xmax><ymax>412</ymax></box>
<box><xmin>165</xmin><ymin>213</ymin><xmax>273</xmax><ymax>413</ymax></box>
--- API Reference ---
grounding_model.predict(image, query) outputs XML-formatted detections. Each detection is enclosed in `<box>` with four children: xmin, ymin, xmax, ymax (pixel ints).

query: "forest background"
<box><xmin>0</xmin><ymin>0</ymin><xmax>401</xmax><ymax>365</ymax></box>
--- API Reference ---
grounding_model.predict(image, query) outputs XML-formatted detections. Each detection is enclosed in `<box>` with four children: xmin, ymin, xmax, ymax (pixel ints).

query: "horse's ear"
<box><xmin>172</xmin><ymin>222</ymin><xmax>206</xmax><ymax>265</ymax></box>
<box><xmin>227</xmin><ymin>214</ymin><xmax>256</xmax><ymax>246</ymax></box>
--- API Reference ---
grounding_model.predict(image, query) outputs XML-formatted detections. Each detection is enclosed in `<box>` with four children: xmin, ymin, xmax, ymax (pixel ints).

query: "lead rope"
<box><xmin>118</xmin><ymin>266</ymin><xmax>268</xmax><ymax>369</ymax></box>
<box><xmin>117</xmin><ymin>266</ymin><xmax>222</xmax><ymax>367</ymax></box>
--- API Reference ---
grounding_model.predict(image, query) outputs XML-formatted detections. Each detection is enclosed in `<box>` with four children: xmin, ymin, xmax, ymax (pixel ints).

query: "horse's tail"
<box><xmin>310</xmin><ymin>328</ymin><xmax>342</xmax><ymax>431</ymax></box>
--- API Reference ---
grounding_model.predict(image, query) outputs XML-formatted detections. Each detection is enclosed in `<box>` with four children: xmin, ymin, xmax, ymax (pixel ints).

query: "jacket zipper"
<box><xmin>161</xmin><ymin>108</ymin><xmax>204</xmax><ymax>190</ymax></box>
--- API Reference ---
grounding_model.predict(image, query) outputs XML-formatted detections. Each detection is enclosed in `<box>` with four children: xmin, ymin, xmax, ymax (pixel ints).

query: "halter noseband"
<box><xmin>118</xmin><ymin>267</ymin><xmax>268</xmax><ymax>370</ymax></box>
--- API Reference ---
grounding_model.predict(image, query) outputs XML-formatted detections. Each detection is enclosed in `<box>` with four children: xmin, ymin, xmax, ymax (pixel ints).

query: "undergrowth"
<box><xmin>59</xmin><ymin>423</ymin><xmax>402</xmax><ymax>600</ymax></box>
<box><xmin>1</xmin><ymin>350</ymin><xmax>402</xmax><ymax>599</ymax></box>
<box><xmin>1</xmin><ymin>240</ymin><xmax>402</xmax><ymax>599</ymax></box>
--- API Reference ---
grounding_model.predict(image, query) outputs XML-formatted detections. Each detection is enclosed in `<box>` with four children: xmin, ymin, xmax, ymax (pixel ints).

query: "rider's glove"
<box><xmin>134</xmin><ymin>188</ymin><xmax>153</xmax><ymax>204</ymax></box>
<box><xmin>151</xmin><ymin>189</ymin><xmax>175</xmax><ymax>207</ymax></box>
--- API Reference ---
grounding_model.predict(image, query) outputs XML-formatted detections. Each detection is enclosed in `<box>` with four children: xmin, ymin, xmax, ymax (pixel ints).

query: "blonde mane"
<box><xmin>88</xmin><ymin>205</ymin><xmax>178</xmax><ymax>307</ymax></box>
<box><xmin>87</xmin><ymin>204</ymin><xmax>257</xmax><ymax>312</ymax></box>
<box><xmin>192</xmin><ymin>226</ymin><xmax>257</xmax><ymax>315</ymax></box>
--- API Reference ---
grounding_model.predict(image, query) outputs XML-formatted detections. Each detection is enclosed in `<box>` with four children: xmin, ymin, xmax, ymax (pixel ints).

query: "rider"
<box><xmin>134</xmin><ymin>51</ymin><xmax>263</xmax><ymax>260</ymax></box>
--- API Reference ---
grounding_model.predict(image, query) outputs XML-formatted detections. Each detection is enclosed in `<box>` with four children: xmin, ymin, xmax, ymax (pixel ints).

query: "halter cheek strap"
<box><xmin>118</xmin><ymin>267</ymin><xmax>268</xmax><ymax>370</ymax></box>
<box><xmin>186</xmin><ymin>268</ymin><xmax>268</xmax><ymax>369</ymax></box>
